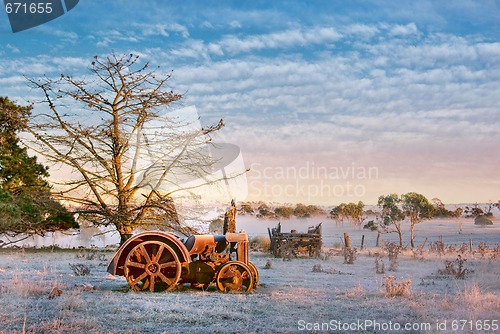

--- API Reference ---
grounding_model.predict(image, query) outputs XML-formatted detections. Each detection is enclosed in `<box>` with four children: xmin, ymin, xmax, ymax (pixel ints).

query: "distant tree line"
<box><xmin>238</xmin><ymin>202</ymin><xmax>325</xmax><ymax>219</ymax></box>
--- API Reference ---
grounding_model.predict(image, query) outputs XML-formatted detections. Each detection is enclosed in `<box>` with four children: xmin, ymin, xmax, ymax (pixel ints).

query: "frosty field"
<box><xmin>0</xmin><ymin>218</ymin><xmax>499</xmax><ymax>334</ymax></box>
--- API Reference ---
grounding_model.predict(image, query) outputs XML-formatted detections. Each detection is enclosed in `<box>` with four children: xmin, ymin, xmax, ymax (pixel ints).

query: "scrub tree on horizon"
<box><xmin>401</xmin><ymin>192</ymin><xmax>435</xmax><ymax>248</ymax></box>
<box><xmin>377</xmin><ymin>194</ymin><xmax>405</xmax><ymax>247</ymax></box>
<box><xmin>329</xmin><ymin>201</ymin><xmax>364</xmax><ymax>226</ymax></box>
<box><xmin>25</xmin><ymin>53</ymin><xmax>227</xmax><ymax>244</ymax></box>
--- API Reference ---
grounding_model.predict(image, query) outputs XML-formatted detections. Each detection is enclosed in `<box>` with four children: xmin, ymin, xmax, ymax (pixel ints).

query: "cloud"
<box><xmin>6</xmin><ymin>44</ymin><xmax>20</xmax><ymax>53</ymax></box>
<box><xmin>135</xmin><ymin>23</ymin><xmax>190</xmax><ymax>38</ymax></box>
<box><xmin>343</xmin><ymin>24</ymin><xmax>380</xmax><ymax>39</ymax></box>
<box><xmin>388</xmin><ymin>22</ymin><xmax>419</xmax><ymax>36</ymax></box>
<box><xmin>229</xmin><ymin>20</ymin><xmax>242</xmax><ymax>29</ymax></box>
<box><xmin>217</xmin><ymin>26</ymin><xmax>342</xmax><ymax>54</ymax></box>
<box><xmin>36</xmin><ymin>25</ymin><xmax>78</xmax><ymax>43</ymax></box>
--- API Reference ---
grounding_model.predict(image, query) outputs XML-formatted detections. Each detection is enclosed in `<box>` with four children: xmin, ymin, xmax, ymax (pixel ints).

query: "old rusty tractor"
<box><xmin>107</xmin><ymin>230</ymin><xmax>258</xmax><ymax>293</ymax></box>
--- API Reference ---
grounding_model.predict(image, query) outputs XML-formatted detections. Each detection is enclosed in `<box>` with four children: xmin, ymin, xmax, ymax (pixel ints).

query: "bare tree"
<box><xmin>26</xmin><ymin>53</ymin><xmax>226</xmax><ymax>243</ymax></box>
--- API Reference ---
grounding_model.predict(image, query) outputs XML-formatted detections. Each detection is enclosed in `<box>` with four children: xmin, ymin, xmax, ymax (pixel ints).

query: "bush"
<box><xmin>384</xmin><ymin>276</ymin><xmax>411</xmax><ymax>297</ymax></box>
<box><xmin>375</xmin><ymin>257</ymin><xmax>385</xmax><ymax>274</ymax></box>
<box><xmin>363</xmin><ymin>220</ymin><xmax>377</xmax><ymax>231</ymax></box>
<box><xmin>437</xmin><ymin>255</ymin><xmax>473</xmax><ymax>279</ymax></box>
<box><xmin>209</xmin><ymin>219</ymin><xmax>223</xmax><ymax>233</ymax></box>
<box><xmin>274</xmin><ymin>206</ymin><xmax>294</xmax><ymax>218</ymax></box>
<box><xmin>293</xmin><ymin>203</ymin><xmax>324</xmax><ymax>218</ymax></box>
<box><xmin>385</xmin><ymin>242</ymin><xmax>401</xmax><ymax>271</ymax></box>
<box><xmin>250</xmin><ymin>236</ymin><xmax>271</xmax><ymax>252</ymax></box>
<box><xmin>343</xmin><ymin>247</ymin><xmax>357</xmax><ymax>264</ymax></box>
<box><xmin>238</xmin><ymin>203</ymin><xmax>254</xmax><ymax>215</ymax></box>
<box><xmin>69</xmin><ymin>263</ymin><xmax>91</xmax><ymax>276</ymax></box>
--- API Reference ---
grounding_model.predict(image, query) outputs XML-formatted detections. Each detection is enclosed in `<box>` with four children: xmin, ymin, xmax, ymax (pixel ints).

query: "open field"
<box><xmin>1</xmin><ymin>217</ymin><xmax>499</xmax><ymax>334</ymax></box>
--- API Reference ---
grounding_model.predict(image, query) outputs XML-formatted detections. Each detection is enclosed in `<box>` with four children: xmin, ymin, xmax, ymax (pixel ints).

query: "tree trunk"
<box><xmin>410</xmin><ymin>223</ymin><xmax>415</xmax><ymax>248</ymax></box>
<box><xmin>118</xmin><ymin>223</ymin><xmax>133</xmax><ymax>245</ymax></box>
<box><xmin>120</xmin><ymin>233</ymin><xmax>132</xmax><ymax>245</ymax></box>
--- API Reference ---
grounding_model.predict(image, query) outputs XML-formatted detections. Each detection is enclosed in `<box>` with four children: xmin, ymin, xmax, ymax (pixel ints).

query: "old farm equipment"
<box><xmin>107</xmin><ymin>230</ymin><xmax>258</xmax><ymax>293</ymax></box>
<box><xmin>268</xmin><ymin>222</ymin><xmax>322</xmax><ymax>258</ymax></box>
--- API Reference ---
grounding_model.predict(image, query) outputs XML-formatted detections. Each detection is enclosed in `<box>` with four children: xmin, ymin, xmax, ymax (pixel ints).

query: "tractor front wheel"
<box><xmin>215</xmin><ymin>261</ymin><xmax>254</xmax><ymax>293</ymax></box>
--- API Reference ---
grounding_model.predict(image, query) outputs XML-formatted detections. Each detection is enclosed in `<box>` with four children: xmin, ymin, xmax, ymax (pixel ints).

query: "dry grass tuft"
<box><xmin>5</xmin><ymin>275</ymin><xmax>62</xmax><ymax>297</ymax></box>
<box><xmin>58</xmin><ymin>289</ymin><xmax>86</xmax><ymax>312</ymax></box>
<box><xmin>344</xmin><ymin>284</ymin><xmax>365</xmax><ymax>298</ymax></box>
<box><xmin>459</xmin><ymin>283</ymin><xmax>500</xmax><ymax>311</ymax></box>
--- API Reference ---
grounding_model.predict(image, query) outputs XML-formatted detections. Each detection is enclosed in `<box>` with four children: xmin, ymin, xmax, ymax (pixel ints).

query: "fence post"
<box><xmin>344</xmin><ymin>232</ymin><xmax>351</xmax><ymax>249</ymax></box>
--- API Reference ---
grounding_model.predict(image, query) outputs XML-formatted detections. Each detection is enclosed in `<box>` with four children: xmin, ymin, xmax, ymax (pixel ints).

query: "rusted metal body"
<box><xmin>268</xmin><ymin>222</ymin><xmax>322</xmax><ymax>258</ymax></box>
<box><xmin>107</xmin><ymin>230</ymin><xmax>258</xmax><ymax>293</ymax></box>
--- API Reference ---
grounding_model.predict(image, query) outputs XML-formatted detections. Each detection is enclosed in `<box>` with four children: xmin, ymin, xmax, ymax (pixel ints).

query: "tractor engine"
<box><xmin>183</xmin><ymin>235</ymin><xmax>231</xmax><ymax>285</ymax></box>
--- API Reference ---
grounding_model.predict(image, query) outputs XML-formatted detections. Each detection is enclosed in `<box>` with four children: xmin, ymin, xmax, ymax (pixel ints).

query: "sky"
<box><xmin>1</xmin><ymin>0</ymin><xmax>499</xmax><ymax>205</ymax></box>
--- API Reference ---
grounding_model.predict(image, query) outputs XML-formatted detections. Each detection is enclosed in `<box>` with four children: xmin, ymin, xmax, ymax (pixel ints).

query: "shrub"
<box><xmin>385</xmin><ymin>242</ymin><xmax>401</xmax><ymax>271</ymax></box>
<box><xmin>69</xmin><ymin>263</ymin><xmax>91</xmax><ymax>276</ymax></box>
<box><xmin>208</xmin><ymin>219</ymin><xmax>223</xmax><ymax>233</ymax></box>
<box><xmin>476</xmin><ymin>242</ymin><xmax>489</xmax><ymax>257</ymax></box>
<box><xmin>430</xmin><ymin>240</ymin><xmax>445</xmax><ymax>255</ymax></box>
<box><xmin>343</xmin><ymin>247</ymin><xmax>357</xmax><ymax>264</ymax></box>
<box><xmin>250</xmin><ymin>236</ymin><xmax>271</xmax><ymax>252</ymax></box>
<box><xmin>375</xmin><ymin>257</ymin><xmax>385</xmax><ymax>274</ymax></box>
<box><xmin>238</xmin><ymin>203</ymin><xmax>254</xmax><ymax>215</ymax></box>
<box><xmin>363</xmin><ymin>220</ymin><xmax>377</xmax><ymax>231</ymax></box>
<box><xmin>437</xmin><ymin>255</ymin><xmax>473</xmax><ymax>279</ymax></box>
<box><xmin>274</xmin><ymin>206</ymin><xmax>294</xmax><ymax>218</ymax></box>
<box><xmin>384</xmin><ymin>276</ymin><xmax>411</xmax><ymax>297</ymax></box>
<box><xmin>312</xmin><ymin>264</ymin><xmax>323</xmax><ymax>272</ymax></box>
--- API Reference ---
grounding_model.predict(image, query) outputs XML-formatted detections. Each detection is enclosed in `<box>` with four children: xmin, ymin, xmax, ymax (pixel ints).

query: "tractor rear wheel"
<box><xmin>124</xmin><ymin>241</ymin><xmax>181</xmax><ymax>292</ymax></box>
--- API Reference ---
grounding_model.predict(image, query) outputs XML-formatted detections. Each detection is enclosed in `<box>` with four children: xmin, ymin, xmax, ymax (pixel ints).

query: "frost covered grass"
<box><xmin>0</xmin><ymin>218</ymin><xmax>499</xmax><ymax>333</ymax></box>
<box><xmin>0</xmin><ymin>246</ymin><xmax>498</xmax><ymax>333</ymax></box>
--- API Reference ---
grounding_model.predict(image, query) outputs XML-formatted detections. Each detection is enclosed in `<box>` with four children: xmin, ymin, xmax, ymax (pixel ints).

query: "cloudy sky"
<box><xmin>1</xmin><ymin>0</ymin><xmax>499</xmax><ymax>205</ymax></box>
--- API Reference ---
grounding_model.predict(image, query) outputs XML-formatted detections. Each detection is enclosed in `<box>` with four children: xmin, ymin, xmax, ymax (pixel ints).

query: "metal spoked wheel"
<box><xmin>216</xmin><ymin>261</ymin><xmax>254</xmax><ymax>293</ymax></box>
<box><xmin>246</xmin><ymin>261</ymin><xmax>259</xmax><ymax>288</ymax></box>
<box><xmin>124</xmin><ymin>241</ymin><xmax>181</xmax><ymax>292</ymax></box>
